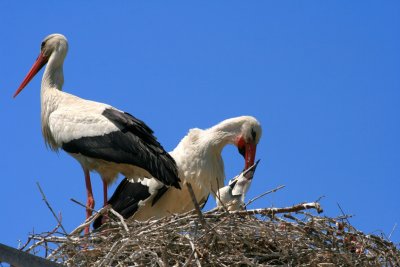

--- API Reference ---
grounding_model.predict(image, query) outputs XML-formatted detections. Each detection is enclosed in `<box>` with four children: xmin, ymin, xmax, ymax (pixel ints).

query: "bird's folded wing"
<box><xmin>49</xmin><ymin>107</ymin><xmax>180</xmax><ymax>188</ymax></box>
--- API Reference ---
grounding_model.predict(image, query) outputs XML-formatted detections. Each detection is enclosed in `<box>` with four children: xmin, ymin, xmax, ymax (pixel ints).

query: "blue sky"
<box><xmin>1</xmin><ymin>1</ymin><xmax>399</xmax><ymax>249</ymax></box>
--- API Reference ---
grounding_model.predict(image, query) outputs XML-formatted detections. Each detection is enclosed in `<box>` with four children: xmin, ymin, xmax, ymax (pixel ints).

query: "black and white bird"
<box><xmin>216</xmin><ymin>160</ymin><xmax>259</xmax><ymax>211</ymax></box>
<box><xmin>13</xmin><ymin>34</ymin><xmax>180</xmax><ymax>232</ymax></box>
<box><xmin>93</xmin><ymin>116</ymin><xmax>262</xmax><ymax>228</ymax></box>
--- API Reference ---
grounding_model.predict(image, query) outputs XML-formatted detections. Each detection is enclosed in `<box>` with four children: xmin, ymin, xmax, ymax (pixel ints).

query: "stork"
<box><xmin>93</xmin><ymin>116</ymin><xmax>261</xmax><ymax>228</ymax></box>
<box><xmin>216</xmin><ymin>160</ymin><xmax>259</xmax><ymax>211</ymax></box>
<box><xmin>13</xmin><ymin>34</ymin><xmax>180</xmax><ymax>233</ymax></box>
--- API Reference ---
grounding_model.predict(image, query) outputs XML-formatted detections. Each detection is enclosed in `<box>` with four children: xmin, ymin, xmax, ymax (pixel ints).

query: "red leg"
<box><xmin>103</xmin><ymin>180</ymin><xmax>108</xmax><ymax>207</ymax></box>
<box><xmin>101</xmin><ymin>180</ymin><xmax>109</xmax><ymax>225</ymax></box>
<box><xmin>84</xmin><ymin>168</ymin><xmax>94</xmax><ymax>235</ymax></box>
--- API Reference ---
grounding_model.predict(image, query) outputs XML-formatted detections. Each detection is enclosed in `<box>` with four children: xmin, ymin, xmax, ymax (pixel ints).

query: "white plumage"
<box><xmin>216</xmin><ymin>160</ymin><xmax>259</xmax><ymax>211</ymax></box>
<box><xmin>14</xmin><ymin>34</ymin><xmax>179</xmax><ymax>233</ymax></box>
<box><xmin>94</xmin><ymin>116</ymin><xmax>262</xmax><ymax>227</ymax></box>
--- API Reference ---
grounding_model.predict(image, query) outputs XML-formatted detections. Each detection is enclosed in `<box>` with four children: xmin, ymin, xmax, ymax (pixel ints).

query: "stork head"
<box><xmin>232</xmin><ymin>116</ymin><xmax>262</xmax><ymax>170</ymax></box>
<box><xmin>13</xmin><ymin>33</ymin><xmax>68</xmax><ymax>98</ymax></box>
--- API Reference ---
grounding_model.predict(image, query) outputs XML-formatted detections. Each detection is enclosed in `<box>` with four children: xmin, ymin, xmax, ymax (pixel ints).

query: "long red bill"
<box><xmin>13</xmin><ymin>53</ymin><xmax>47</xmax><ymax>98</ymax></box>
<box><xmin>244</xmin><ymin>143</ymin><xmax>257</xmax><ymax>170</ymax></box>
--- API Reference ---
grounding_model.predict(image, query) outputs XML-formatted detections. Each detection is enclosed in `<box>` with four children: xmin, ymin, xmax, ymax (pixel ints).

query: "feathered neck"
<box><xmin>170</xmin><ymin>118</ymin><xmax>247</xmax><ymax>196</ymax></box>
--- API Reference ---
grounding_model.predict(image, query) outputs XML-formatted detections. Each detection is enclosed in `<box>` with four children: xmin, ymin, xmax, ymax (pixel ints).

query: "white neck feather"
<box><xmin>40</xmin><ymin>50</ymin><xmax>67</xmax><ymax>150</ymax></box>
<box><xmin>171</xmin><ymin>117</ymin><xmax>248</xmax><ymax>197</ymax></box>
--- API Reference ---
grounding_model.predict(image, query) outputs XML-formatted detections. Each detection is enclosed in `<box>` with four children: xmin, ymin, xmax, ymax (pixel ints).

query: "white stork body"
<box><xmin>14</xmin><ymin>34</ymin><xmax>180</xmax><ymax>233</ymax></box>
<box><xmin>94</xmin><ymin>116</ymin><xmax>262</xmax><ymax>228</ymax></box>
<box><xmin>42</xmin><ymin>91</ymin><xmax>152</xmax><ymax>184</ymax></box>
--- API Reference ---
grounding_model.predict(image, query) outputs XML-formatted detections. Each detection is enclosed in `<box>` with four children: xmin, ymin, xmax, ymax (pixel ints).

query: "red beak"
<box><xmin>13</xmin><ymin>53</ymin><xmax>47</xmax><ymax>98</ymax></box>
<box><xmin>244</xmin><ymin>143</ymin><xmax>257</xmax><ymax>170</ymax></box>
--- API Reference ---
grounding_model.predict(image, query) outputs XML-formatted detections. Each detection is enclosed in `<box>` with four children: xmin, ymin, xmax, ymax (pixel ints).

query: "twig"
<box><xmin>25</xmin><ymin>220</ymin><xmax>62</xmax><ymax>253</ymax></box>
<box><xmin>337</xmin><ymin>202</ymin><xmax>351</xmax><ymax>226</ymax></box>
<box><xmin>226</xmin><ymin>202</ymin><xmax>323</xmax><ymax>216</ymax></box>
<box><xmin>388</xmin><ymin>223</ymin><xmax>397</xmax><ymax>240</ymax></box>
<box><xmin>314</xmin><ymin>195</ymin><xmax>325</xmax><ymax>203</ymax></box>
<box><xmin>211</xmin><ymin>187</ymin><xmax>229</xmax><ymax>214</ymax></box>
<box><xmin>70</xmin><ymin>198</ymin><xmax>99</xmax><ymax>214</ymax></box>
<box><xmin>18</xmin><ymin>236</ymin><xmax>33</xmax><ymax>251</ymax></box>
<box><xmin>109</xmin><ymin>208</ymin><xmax>130</xmax><ymax>234</ymax></box>
<box><xmin>36</xmin><ymin>182</ymin><xmax>68</xmax><ymax>235</ymax></box>
<box><xmin>245</xmin><ymin>185</ymin><xmax>285</xmax><ymax>208</ymax></box>
<box><xmin>185</xmin><ymin>235</ymin><xmax>201</xmax><ymax>267</ymax></box>
<box><xmin>186</xmin><ymin>182</ymin><xmax>233</xmax><ymax>250</ymax></box>
<box><xmin>98</xmin><ymin>238</ymin><xmax>129</xmax><ymax>267</ymax></box>
<box><xmin>185</xmin><ymin>182</ymin><xmax>208</xmax><ymax>229</ymax></box>
<box><xmin>46</xmin><ymin>206</ymin><xmax>109</xmax><ymax>260</ymax></box>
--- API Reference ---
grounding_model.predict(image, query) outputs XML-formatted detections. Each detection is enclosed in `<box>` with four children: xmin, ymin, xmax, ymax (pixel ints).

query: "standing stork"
<box><xmin>93</xmin><ymin>116</ymin><xmax>262</xmax><ymax>228</ymax></box>
<box><xmin>13</xmin><ymin>34</ymin><xmax>180</xmax><ymax>233</ymax></box>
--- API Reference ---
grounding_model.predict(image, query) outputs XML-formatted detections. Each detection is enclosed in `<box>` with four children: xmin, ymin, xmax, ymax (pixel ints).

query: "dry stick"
<box><xmin>70</xmin><ymin>198</ymin><xmax>99</xmax><ymax>214</ymax></box>
<box><xmin>29</xmin><ymin>236</ymin><xmax>81</xmax><ymax>243</ymax></box>
<box><xmin>186</xmin><ymin>182</ymin><xmax>233</xmax><ymax>250</ymax></box>
<box><xmin>26</xmin><ymin>220</ymin><xmax>64</xmax><ymax>253</ymax></box>
<box><xmin>185</xmin><ymin>182</ymin><xmax>208</xmax><ymax>229</ymax></box>
<box><xmin>196</xmin><ymin>217</ymin><xmax>230</xmax><ymax>242</ymax></box>
<box><xmin>227</xmin><ymin>202</ymin><xmax>323</xmax><ymax>216</ymax></box>
<box><xmin>46</xmin><ymin>206</ymin><xmax>109</xmax><ymax>260</ymax></box>
<box><xmin>210</xmin><ymin>188</ymin><xmax>230</xmax><ymax>213</ymax></box>
<box><xmin>68</xmin><ymin>206</ymin><xmax>109</xmax><ymax>236</ymax></box>
<box><xmin>245</xmin><ymin>185</ymin><xmax>286</xmax><ymax>208</ymax></box>
<box><xmin>36</xmin><ymin>182</ymin><xmax>68</xmax><ymax>236</ymax></box>
<box><xmin>337</xmin><ymin>202</ymin><xmax>351</xmax><ymax>226</ymax></box>
<box><xmin>19</xmin><ymin>236</ymin><xmax>34</xmax><ymax>251</ymax></box>
<box><xmin>109</xmin><ymin>208</ymin><xmax>129</xmax><ymax>234</ymax></box>
<box><xmin>214</xmin><ymin>178</ymin><xmax>230</xmax><ymax>212</ymax></box>
<box><xmin>160</xmin><ymin>245</ymin><xmax>169</xmax><ymax>267</ymax></box>
<box><xmin>314</xmin><ymin>195</ymin><xmax>325</xmax><ymax>203</ymax></box>
<box><xmin>388</xmin><ymin>223</ymin><xmax>397</xmax><ymax>240</ymax></box>
<box><xmin>98</xmin><ymin>238</ymin><xmax>129</xmax><ymax>267</ymax></box>
<box><xmin>185</xmin><ymin>235</ymin><xmax>201</xmax><ymax>267</ymax></box>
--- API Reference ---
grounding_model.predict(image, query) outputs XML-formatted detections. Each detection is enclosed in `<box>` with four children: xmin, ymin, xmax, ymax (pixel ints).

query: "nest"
<box><xmin>22</xmin><ymin>201</ymin><xmax>399</xmax><ymax>267</ymax></box>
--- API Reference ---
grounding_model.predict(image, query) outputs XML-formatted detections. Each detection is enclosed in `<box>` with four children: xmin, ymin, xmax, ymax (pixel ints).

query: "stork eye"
<box><xmin>41</xmin><ymin>41</ymin><xmax>46</xmax><ymax>50</ymax></box>
<box><xmin>251</xmin><ymin>129</ymin><xmax>256</xmax><ymax>141</ymax></box>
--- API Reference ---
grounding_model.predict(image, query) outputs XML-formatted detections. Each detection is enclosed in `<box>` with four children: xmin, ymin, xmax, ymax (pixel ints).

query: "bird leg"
<box><xmin>84</xmin><ymin>168</ymin><xmax>95</xmax><ymax>235</ymax></box>
<box><xmin>100</xmin><ymin>180</ymin><xmax>109</xmax><ymax>225</ymax></box>
<box><xmin>103</xmin><ymin>180</ymin><xmax>108</xmax><ymax>207</ymax></box>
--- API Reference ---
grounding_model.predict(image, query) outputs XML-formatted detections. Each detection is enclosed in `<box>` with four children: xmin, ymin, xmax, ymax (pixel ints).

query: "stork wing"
<box><xmin>93</xmin><ymin>177</ymin><xmax>168</xmax><ymax>229</ymax></box>
<box><xmin>92</xmin><ymin>178</ymin><xmax>152</xmax><ymax>229</ymax></box>
<box><xmin>51</xmin><ymin>106</ymin><xmax>180</xmax><ymax>188</ymax></box>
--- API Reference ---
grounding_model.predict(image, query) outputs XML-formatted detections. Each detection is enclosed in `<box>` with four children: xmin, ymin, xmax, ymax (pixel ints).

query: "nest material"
<box><xmin>23</xmin><ymin>202</ymin><xmax>400</xmax><ymax>267</ymax></box>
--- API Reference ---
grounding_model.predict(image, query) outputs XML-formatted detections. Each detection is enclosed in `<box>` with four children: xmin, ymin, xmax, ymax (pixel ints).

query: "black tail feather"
<box><xmin>93</xmin><ymin>178</ymin><xmax>152</xmax><ymax>229</ymax></box>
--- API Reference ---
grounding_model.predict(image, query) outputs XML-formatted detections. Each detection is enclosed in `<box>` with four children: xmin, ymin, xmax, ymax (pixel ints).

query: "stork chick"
<box><xmin>216</xmin><ymin>160</ymin><xmax>260</xmax><ymax>211</ymax></box>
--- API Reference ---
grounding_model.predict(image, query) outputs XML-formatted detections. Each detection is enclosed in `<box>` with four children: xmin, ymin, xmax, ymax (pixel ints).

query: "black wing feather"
<box><xmin>93</xmin><ymin>178</ymin><xmax>152</xmax><ymax>229</ymax></box>
<box><xmin>151</xmin><ymin>185</ymin><xmax>168</xmax><ymax>206</ymax></box>
<box><xmin>62</xmin><ymin>108</ymin><xmax>180</xmax><ymax>188</ymax></box>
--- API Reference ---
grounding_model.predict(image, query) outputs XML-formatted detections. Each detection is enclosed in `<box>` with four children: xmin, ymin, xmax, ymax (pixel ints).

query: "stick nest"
<box><xmin>23</xmin><ymin>202</ymin><xmax>399</xmax><ymax>267</ymax></box>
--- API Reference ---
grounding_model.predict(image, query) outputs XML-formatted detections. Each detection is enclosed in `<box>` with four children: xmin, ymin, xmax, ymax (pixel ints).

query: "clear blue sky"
<box><xmin>1</xmin><ymin>1</ymin><xmax>399</xmax><ymax>249</ymax></box>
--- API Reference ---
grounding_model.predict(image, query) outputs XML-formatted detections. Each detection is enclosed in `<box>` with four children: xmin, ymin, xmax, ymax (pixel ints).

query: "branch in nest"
<box><xmin>36</xmin><ymin>182</ymin><xmax>68</xmax><ymax>236</ymax></box>
<box><xmin>185</xmin><ymin>182</ymin><xmax>208</xmax><ymax>229</ymax></box>
<box><xmin>208</xmin><ymin>202</ymin><xmax>323</xmax><ymax>216</ymax></box>
<box><xmin>245</xmin><ymin>184</ymin><xmax>286</xmax><ymax>208</ymax></box>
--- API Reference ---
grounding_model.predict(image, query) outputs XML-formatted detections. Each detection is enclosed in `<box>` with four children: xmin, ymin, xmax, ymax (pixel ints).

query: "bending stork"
<box><xmin>93</xmin><ymin>116</ymin><xmax>261</xmax><ymax>228</ymax></box>
<box><xmin>13</xmin><ymin>34</ymin><xmax>180</xmax><ymax>233</ymax></box>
